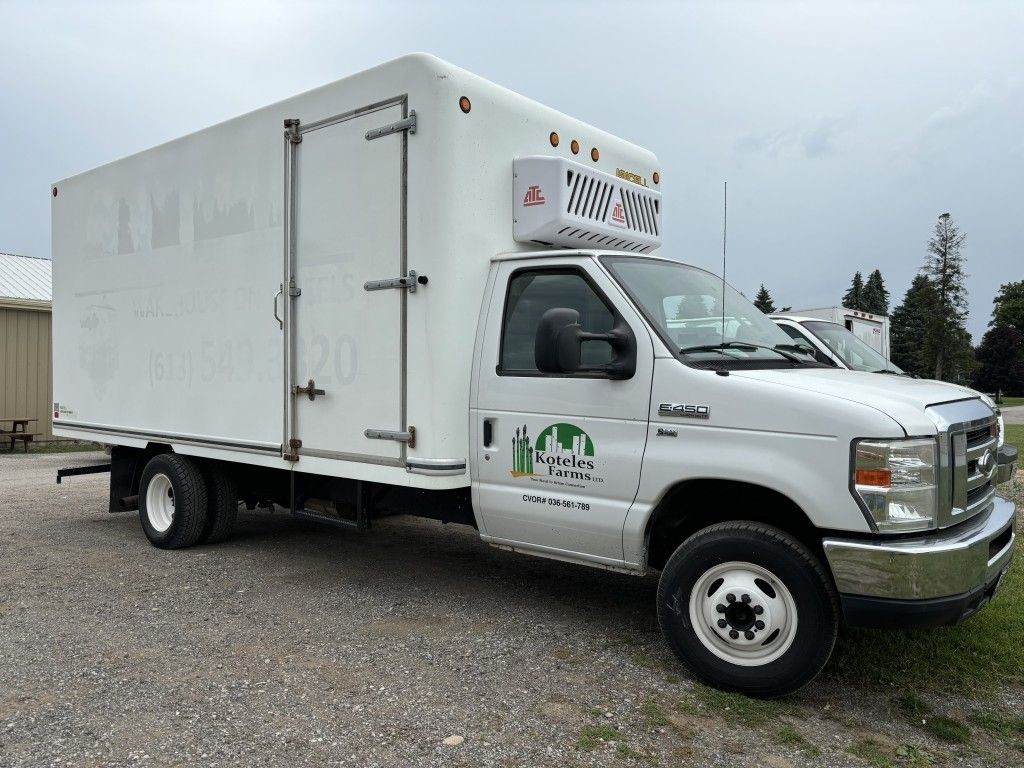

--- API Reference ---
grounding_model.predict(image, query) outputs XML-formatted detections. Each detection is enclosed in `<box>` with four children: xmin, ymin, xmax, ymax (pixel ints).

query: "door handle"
<box><xmin>483</xmin><ymin>419</ymin><xmax>494</xmax><ymax>447</ymax></box>
<box><xmin>273</xmin><ymin>284</ymin><xmax>283</xmax><ymax>329</ymax></box>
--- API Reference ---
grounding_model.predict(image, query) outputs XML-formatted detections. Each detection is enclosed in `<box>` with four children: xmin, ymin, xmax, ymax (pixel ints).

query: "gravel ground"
<box><xmin>1</xmin><ymin>451</ymin><xmax>1021</xmax><ymax>767</ymax></box>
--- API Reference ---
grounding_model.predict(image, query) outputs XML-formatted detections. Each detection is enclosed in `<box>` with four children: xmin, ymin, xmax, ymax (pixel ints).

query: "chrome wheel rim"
<box><xmin>145</xmin><ymin>473</ymin><xmax>175</xmax><ymax>533</ymax></box>
<box><xmin>688</xmin><ymin>560</ymin><xmax>798</xmax><ymax>666</ymax></box>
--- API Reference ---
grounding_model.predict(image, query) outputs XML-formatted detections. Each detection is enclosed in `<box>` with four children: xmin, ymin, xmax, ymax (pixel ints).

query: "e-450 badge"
<box><xmin>658</xmin><ymin>403</ymin><xmax>711</xmax><ymax>420</ymax></box>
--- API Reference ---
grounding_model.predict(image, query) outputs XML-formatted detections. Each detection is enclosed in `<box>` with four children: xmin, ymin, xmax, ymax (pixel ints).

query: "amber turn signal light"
<box><xmin>855</xmin><ymin>468</ymin><xmax>892</xmax><ymax>488</ymax></box>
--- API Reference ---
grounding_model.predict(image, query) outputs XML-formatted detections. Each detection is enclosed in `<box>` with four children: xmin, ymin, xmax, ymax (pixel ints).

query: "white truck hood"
<box><xmin>730</xmin><ymin>368</ymin><xmax>985</xmax><ymax>436</ymax></box>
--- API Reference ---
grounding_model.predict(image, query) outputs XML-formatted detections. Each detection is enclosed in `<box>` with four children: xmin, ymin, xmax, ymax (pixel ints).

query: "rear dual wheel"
<box><xmin>657</xmin><ymin>522</ymin><xmax>839</xmax><ymax>698</ymax></box>
<box><xmin>139</xmin><ymin>454</ymin><xmax>237</xmax><ymax>549</ymax></box>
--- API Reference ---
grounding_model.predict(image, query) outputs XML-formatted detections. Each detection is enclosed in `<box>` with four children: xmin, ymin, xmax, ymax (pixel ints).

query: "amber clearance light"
<box><xmin>855</xmin><ymin>468</ymin><xmax>892</xmax><ymax>488</ymax></box>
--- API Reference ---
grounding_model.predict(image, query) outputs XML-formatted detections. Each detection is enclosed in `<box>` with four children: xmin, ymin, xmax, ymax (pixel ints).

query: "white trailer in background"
<box><xmin>775</xmin><ymin>306</ymin><xmax>890</xmax><ymax>359</ymax></box>
<box><xmin>52</xmin><ymin>54</ymin><xmax>1016</xmax><ymax>698</ymax></box>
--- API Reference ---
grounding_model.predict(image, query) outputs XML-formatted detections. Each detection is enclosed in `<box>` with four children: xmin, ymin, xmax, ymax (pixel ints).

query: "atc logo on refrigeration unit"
<box><xmin>522</xmin><ymin>185</ymin><xmax>546</xmax><ymax>207</ymax></box>
<box><xmin>511</xmin><ymin>423</ymin><xmax>602</xmax><ymax>485</ymax></box>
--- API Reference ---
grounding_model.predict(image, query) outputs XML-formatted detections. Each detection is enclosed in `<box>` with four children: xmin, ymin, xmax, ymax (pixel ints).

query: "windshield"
<box><xmin>802</xmin><ymin>321</ymin><xmax>903</xmax><ymax>373</ymax></box>
<box><xmin>601</xmin><ymin>256</ymin><xmax>815</xmax><ymax>367</ymax></box>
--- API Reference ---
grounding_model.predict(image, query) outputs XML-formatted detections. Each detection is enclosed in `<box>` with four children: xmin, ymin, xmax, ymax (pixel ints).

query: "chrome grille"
<box><xmin>926</xmin><ymin>399</ymin><xmax>999</xmax><ymax>529</ymax></box>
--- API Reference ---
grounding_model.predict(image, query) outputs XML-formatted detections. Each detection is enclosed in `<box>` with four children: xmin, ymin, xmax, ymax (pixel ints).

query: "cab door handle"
<box><xmin>483</xmin><ymin>419</ymin><xmax>494</xmax><ymax>447</ymax></box>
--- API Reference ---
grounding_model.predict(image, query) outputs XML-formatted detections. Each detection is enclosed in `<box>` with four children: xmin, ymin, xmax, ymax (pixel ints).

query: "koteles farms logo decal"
<box><xmin>511</xmin><ymin>423</ymin><xmax>602</xmax><ymax>485</ymax></box>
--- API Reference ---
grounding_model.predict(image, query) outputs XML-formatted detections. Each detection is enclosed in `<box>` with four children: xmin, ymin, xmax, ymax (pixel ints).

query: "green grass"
<box><xmin>640</xmin><ymin>699</ymin><xmax>669</xmax><ymax>728</ymax></box>
<box><xmin>692</xmin><ymin>686</ymin><xmax>790</xmax><ymax>726</ymax></box>
<box><xmin>848</xmin><ymin>738</ymin><xmax>893</xmax><ymax>768</ymax></box>
<box><xmin>996</xmin><ymin>396</ymin><xmax>1024</xmax><ymax>408</ymax></box>
<box><xmin>969</xmin><ymin>711</ymin><xmax>1024</xmax><ymax>751</ymax></box>
<box><xmin>1006</xmin><ymin>424</ymin><xmax>1024</xmax><ymax>454</ymax></box>
<box><xmin>846</xmin><ymin>739</ymin><xmax>935</xmax><ymax>768</ymax></box>
<box><xmin>773</xmin><ymin>725</ymin><xmax>820</xmax><ymax>755</ymax></box>
<box><xmin>577</xmin><ymin>725</ymin><xmax>623</xmax><ymax>751</ymax></box>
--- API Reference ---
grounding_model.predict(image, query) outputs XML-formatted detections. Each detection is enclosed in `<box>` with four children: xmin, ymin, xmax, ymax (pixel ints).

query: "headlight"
<box><xmin>852</xmin><ymin>438</ymin><xmax>938</xmax><ymax>533</ymax></box>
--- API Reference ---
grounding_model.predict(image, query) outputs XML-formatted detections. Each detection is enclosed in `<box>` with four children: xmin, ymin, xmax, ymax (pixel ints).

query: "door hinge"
<box><xmin>365</xmin><ymin>110</ymin><xmax>417</xmax><ymax>141</ymax></box>
<box><xmin>364</xmin><ymin>270</ymin><xmax>428</xmax><ymax>293</ymax></box>
<box><xmin>364</xmin><ymin>426</ymin><xmax>416</xmax><ymax>449</ymax></box>
<box><xmin>293</xmin><ymin>379</ymin><xmax>325</xmax><ymax>401</ymax></box>
<box><xmin>284</xmin><ymin>118</ymin><xmax>302</xmax><ymax>144</ymax></box>
<box><xmin>284</xmin><ymin>437</ymin><xmax>302</xmax><ymax>462</ymax></box>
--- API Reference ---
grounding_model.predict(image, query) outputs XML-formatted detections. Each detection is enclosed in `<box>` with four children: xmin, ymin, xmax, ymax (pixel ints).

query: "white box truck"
<box><xmin>52</xmin><ymin>54</ymin><xmax>1017</xmax><ymax>696</ymax></box>
<box><xmin>776</xmin><ymin>306</ymin><xmax>890</xmax><ymax>358</ymax></box>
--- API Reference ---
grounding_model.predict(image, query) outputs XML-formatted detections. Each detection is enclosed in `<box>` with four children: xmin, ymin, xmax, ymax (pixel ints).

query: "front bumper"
<box><xmin>823</xmin><ymin>496</ymin><xmax>1016</xmax><ymax>627</ymax></box>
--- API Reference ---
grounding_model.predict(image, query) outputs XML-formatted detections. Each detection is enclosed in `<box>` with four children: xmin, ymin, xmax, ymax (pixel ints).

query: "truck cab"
<box><xmin>471</xmin><ymin>249</ymin><xmax>1017</xmax><ymax>696</ymax></box>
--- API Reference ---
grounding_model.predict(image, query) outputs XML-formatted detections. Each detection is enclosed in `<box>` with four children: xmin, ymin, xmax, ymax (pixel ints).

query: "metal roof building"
<box><xmin>1</xmin><ymin>252</ymin><xmax>55</xmax><ymax>443</ymax></box>
<box><xmin>0</xmin><ymin>252</ymin><xmax>52</xmax><ymax>309</ymax></box>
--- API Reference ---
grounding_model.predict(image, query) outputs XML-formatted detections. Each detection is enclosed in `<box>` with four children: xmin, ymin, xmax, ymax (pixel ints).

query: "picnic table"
<box><xmin>1</xmin><ymin>417</ymin><xmax>39</xmax><ymax>452</ymax></box>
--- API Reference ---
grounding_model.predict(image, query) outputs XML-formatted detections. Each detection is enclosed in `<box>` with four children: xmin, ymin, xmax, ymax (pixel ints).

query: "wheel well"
<box><xmin>644</xmin><ymin>479</ymin><xmax>821</xmax><ymax>571</ymax></box>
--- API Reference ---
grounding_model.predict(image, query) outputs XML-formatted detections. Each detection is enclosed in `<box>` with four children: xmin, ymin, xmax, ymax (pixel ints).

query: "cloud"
<box><xmin>735</xmin><ymin>115</ymin><xmax>856</xmax><ymax>159</ymax></box>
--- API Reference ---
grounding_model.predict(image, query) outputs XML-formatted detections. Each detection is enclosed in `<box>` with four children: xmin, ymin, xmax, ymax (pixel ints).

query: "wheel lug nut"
<box><xmin>741</xmin><ymin>594</ymin><xmax>751</xmax><ymax>603</ymax></box>
<box><xmin>726</xmin><ymin>593</ymin><xmax>736</xmax><ymax>604</ymax></box>
<box><xmin>753</xmin><ymin>605</ymin><xmax>764</xmax><ymax>615</ymax></box>
<box><xmin>715</xmin><ymin>604</ymin><xmax>726</xmax><ymax>613</ymax></box>
<box><xmin>728</xmin><ymin>630</ymin><xmax>739</xmax><ymax>639</ymax></box>
<box><xmin>717</xmin><ymin>619</ymin><xmax>727</xmax><ymax>629</ymax></box>
<box><xmin>755</xmin><ymin>620</ymin><xmax>765</xmax><ymax>630</ymax></box>
<box><xmin>744</xmin><ymin>630</ymin><xmax>755</xmax><ymax>640</ymax></box>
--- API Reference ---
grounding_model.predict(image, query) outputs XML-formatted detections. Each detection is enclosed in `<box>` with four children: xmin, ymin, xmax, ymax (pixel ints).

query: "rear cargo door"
<box><xmin>285</xmin><ymin>100</ymin><xmax>409</xmax><ymax>464</ymax></box>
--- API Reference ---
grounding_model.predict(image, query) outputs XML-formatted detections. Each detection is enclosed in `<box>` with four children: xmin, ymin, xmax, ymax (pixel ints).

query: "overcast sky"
<box><xmin>2</xmin><ymin>0</ymin><xmax>1021</xmax><ymax>341</ymax></box>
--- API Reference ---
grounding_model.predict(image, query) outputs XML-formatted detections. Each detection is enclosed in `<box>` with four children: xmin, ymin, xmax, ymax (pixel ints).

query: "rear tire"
<box><xmin>199</xmin><ymin>461</ymin><xmax>238</xmax><ymax>544</ymax></box>
<box><xmin>139</xmin><ymin>454</ymin><xmax>208</xmax><ymax>549</ymax></box>
<box><xmin>656</xmin><ymin>521</ymin><xmax>839</xmax><ymax>698</ymax></box>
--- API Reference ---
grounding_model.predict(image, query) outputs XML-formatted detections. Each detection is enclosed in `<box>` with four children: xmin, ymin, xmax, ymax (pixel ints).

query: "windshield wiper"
<box><xmin>679</xmin><ymin>341</ymin><xmax>810</xmax><ymax>364</ymax></box>
<box><xmin>872</xmin><ymin>368</ymin><xmax>903</xmax><ymax>375</ymax></box>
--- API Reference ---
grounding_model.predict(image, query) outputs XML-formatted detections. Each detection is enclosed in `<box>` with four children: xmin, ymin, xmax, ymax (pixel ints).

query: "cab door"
<box><xmin>470</xmin><ymin>257</ymin><xmax>654</xmax><ymax>566</ymax></box>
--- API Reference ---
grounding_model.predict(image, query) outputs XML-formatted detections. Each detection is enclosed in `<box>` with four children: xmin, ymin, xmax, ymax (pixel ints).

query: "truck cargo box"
<box><xmin>51</xmin><ymin>53</ymin><xmax>660</xmax><ymax>489</ymax></box>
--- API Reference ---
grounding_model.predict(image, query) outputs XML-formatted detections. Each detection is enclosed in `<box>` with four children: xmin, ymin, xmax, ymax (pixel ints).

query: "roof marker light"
<box><xmin>459</xmin><ymin>96</ymin><xmax>471</xmax><ymax>113</ymax></box>
<box><xmin>570</xmin><ymin>139</ymin><xmax>580</xmax><ymax>155</ymax></box>
<box><xmin>549</xmin><ymin>132</ymin><xmax>559</xmax><ymax>147</ymax></box>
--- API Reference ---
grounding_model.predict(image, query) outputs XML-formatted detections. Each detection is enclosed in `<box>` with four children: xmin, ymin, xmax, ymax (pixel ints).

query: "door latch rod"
<box><xmin>364</xmin><ymin>270</ymin><xmax>428</xmax><ymax>293</ymax></box>
<box><xmin>292</xmin><ymin>379</ymin><xmax>325</xmax><ymax>401</ymax></box>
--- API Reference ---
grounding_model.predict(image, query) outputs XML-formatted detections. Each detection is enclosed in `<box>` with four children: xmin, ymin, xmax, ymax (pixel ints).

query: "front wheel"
<box><xmin>656</xmin><ymin>521</ymin><xmax>838</xmax><ymax>697</ymax></box>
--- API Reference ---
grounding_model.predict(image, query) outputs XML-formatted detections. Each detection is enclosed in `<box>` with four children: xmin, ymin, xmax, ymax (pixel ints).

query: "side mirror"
<box><xmin>534</xmin><ymin>307</ymin><xmax>637</xmax><ymax>380</ymax></box>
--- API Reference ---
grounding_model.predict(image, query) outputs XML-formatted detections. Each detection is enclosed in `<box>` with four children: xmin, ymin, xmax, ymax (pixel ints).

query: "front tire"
<box><xmin>139</xmin><ymin>454</ymin><xmax>208</xmax><ymax>549</ymax></box>
<box><xmin>657</xmin><ymin>521</ymin><xmax>838</xmax><ymax>697</ymax></box>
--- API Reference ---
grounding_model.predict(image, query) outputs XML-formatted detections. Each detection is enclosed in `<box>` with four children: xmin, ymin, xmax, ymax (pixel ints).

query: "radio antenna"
<box><xmin>720</xmin><ymin>181</ymin><xmax>727</xmax><ymax>346</ymax></box>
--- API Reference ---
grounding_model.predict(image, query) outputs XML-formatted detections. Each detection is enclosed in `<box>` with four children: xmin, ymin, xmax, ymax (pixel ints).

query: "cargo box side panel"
<box><xmin>51</xmin><ymin>113</ymin><xmax>285</xmax><ymax>451</ymax></box>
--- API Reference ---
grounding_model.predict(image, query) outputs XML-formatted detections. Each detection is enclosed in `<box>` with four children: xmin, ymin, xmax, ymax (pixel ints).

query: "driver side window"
<box><xmin>499</xmin><ymin>269</ymin><xmax>614</xmax><ymax>374</ymax></box>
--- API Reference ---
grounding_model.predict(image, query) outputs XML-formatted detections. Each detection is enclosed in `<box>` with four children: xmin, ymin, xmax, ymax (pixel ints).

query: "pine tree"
<box><xmin>890</xmin><ymin>275</ymin><xmax>938</xmax><ymax>377</ymax></box>
<box><xmin>861</xmin><ymin>270</ymin><xmax>890</xmax><ymax>315</ymax></box>
<box><xmin>990</xmin><ymin>280</ymin><xmax>1024</xmax><ymax>338</ymax></box>
<box><xmin>922</xmin><ymin>213</ymin><xmax>970</xmax><ymax>380</ymax></box>
<box><xmin>972</xmin><ymin>324</ymin><xmax>1024</xmax><ymax>397</ymax></box>
<box><xmin>842</xmin><ymin>272</ymin><xmax>864</xmax><ymax>311</ymax></box>
<box><xmin>753</xmin><ymin>284</ymin><xmax>777</xmax><ymax>314</ymax></box>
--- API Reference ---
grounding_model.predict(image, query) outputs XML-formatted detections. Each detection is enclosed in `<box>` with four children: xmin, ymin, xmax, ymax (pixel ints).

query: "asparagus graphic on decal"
<box><xmin>511</xmin><ymin>424</ymin><xmax>535</xmax><ymax>475</ymax></box>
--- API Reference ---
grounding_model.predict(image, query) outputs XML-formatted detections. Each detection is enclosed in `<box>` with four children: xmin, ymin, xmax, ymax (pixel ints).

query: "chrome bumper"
<box><xmin>823</xmin><ymin>496</ymin><xmax>1016</xmax><ymax>601</ymax></box>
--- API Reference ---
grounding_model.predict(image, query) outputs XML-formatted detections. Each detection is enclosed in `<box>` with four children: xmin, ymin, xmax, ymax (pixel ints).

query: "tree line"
<box><xmin>753</xmin><ymin>212</ymin><xmax>1024</xmax><ymax>395</ymax></box>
